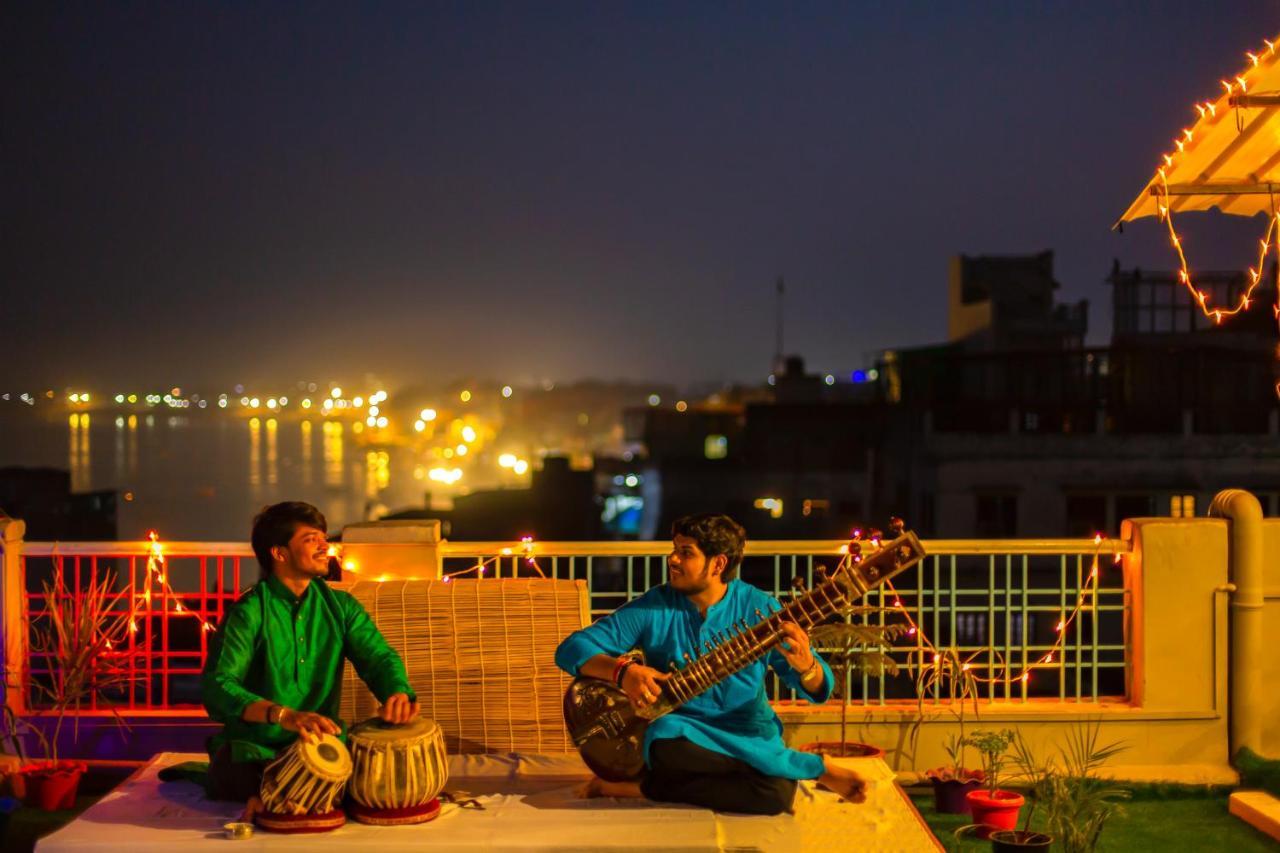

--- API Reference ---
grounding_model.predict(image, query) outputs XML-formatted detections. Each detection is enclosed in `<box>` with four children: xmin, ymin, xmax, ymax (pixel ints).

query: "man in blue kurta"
<box><xmin>202</xmin><ymin>501</ymin><xmax>418</xmax><ymax>803</ymax></box>
<box><xmin>555</xmin><ymin>513</ymin><xmax>867</xmax><ymax>814</ymax></box>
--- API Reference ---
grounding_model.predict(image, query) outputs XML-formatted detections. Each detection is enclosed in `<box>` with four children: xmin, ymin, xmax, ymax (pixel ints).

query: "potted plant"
<box><xmin>916</xmin><ymin>647</ymin><xmax>985</xmax><ymax>813</ymax></box>
<box><xmin>17</xmin><ymin>564</ymin><xmax>135</xmax><ymax>810</ymax></box>
<box><xmin>961</xmin><ymin>729</ymin><xmax>1022</xmax><ymax>837</ymax></box>
<box><xmin>995</xmin><ymin>722</ymin><xmax>1129</xmax><ymax>852</ymax></box>
<box><xmin>804</xmin><ymin>605</ymin><xmax>908</xmax><ymax>761</ymax></box>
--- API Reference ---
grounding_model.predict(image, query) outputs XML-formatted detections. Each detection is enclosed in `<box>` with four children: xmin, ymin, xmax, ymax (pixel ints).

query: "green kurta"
<box><xmin>202</xmin><ymin>574</ymin><xmax>414</xmax><ymax>763</ymax></box>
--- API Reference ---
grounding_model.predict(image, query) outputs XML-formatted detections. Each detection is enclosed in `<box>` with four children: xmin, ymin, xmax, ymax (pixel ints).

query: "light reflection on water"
<box><xmin>1</xmin><ymin>412</ymin><xmax>420</xmax><ymax>540</ymax></box>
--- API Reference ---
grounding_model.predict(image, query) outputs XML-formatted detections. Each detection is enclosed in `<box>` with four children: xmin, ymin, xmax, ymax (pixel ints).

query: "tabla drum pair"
<box><xmin>253</xmin><ymin>716</ymin><xmax>449</xmax><ymax>833</ymax></box>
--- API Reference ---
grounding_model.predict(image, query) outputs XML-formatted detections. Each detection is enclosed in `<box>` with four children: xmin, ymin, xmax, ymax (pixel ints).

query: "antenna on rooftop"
<box><xmin>774</xmin><ymin>276</ymin><xmax>785</xmax><ymax>373</ymax></box>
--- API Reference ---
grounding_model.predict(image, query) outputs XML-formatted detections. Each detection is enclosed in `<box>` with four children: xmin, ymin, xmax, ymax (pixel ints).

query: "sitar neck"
<box><xmin>662</xmin><ymin>576</ymin><xmax>854</xmax><ymax>708</ymax></box>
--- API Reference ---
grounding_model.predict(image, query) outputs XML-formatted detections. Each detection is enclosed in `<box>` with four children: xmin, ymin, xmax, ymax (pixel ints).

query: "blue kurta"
<box><xmin>555</xmin><ymin>579</ymin><xmax>832</xmax><ymax>780</ymax></box>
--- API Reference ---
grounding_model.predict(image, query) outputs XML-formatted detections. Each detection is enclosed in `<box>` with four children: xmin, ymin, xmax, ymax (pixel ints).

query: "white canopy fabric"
<box><xmin>1117</xmin><ymin>33</ymin><xmax>1280</xmax><ymax>226</ymax></box>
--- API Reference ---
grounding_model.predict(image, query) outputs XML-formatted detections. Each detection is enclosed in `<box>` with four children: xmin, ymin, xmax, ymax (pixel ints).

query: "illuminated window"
<box><xmin>1169</xmin><ymin>494</ymin><xmax>1196</xmax><ymax>518</ymax></box>
<box><xmin>753</xmin><ymin>498</ymin><xmax>783</xmax><ymax>519</ymax></box>
<box><xmin>704</xmin><ymin>434</ymin><xmax>728</xmax><ymax>460</ymax></box>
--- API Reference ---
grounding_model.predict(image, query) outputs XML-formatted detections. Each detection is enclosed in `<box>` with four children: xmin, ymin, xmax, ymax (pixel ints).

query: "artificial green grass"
<box><xmin>910</xmin><ymin>790</ymin><xmax>1277</xmax><ymax>852</ymax></box>
<box><xmin>1</xmin><ymin>793</ymin><xmax>98</xmax><ymax>853</ymax></box>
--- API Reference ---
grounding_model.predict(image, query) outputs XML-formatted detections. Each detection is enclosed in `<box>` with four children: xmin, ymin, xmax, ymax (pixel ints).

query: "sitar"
<box><xmin>562</xmin><ymin>523</ymin><xmax>926</xmax><ymax>781</ymax></box>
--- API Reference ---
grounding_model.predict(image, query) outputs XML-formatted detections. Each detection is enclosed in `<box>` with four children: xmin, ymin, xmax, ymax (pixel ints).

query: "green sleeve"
<box><xmin>201</xmin><ymin>596</ymin><xmax>266</xmax><ymax>723</ymax></box>
<box><xmin>340</xmin><ymin>593</ymin><xmax>415</xmax><ymax>703</ymax></box>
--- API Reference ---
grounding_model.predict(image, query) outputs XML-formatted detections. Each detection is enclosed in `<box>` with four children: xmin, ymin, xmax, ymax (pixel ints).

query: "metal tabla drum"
<box><xmin>255</xmin><ymin>733</ymin><xmax>353</xmax><ymax>833</ymax></box>
<box><xmin>346</xmin><ymin>716</ymin><xmax>449</xmax><ymax>825</ymax></box>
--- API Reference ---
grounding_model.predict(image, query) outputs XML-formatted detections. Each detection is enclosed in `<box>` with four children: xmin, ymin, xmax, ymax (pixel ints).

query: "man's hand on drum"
<box><xmin>278</xmin><ymin>708</ymin><xmax>340</xmax><ymax>744</ymax></box>
<box><xmin>621</xmin><ymin>664</ymin><xmax>670</xmax><ymax>710</ymax></box>
<box><xmin>378</xmin><ymin>692</ymin><xmax>419</xmax><ymax>724</ymax></box>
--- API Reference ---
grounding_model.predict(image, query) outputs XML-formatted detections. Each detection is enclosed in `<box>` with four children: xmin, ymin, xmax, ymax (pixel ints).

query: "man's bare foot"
<box><xmin>574</xmin><ymin>775</ymin><xmax>644</xmax><ymax>799</ymax></box>
<box><xmin>818</xmin><ymin>758</ymin><xmax>868</xmax><ymax>804</ymax></box>
<box><xmin>575</xmin><ymin>776</ymin><xmax>605</xmax><ymax>798</ymax></box>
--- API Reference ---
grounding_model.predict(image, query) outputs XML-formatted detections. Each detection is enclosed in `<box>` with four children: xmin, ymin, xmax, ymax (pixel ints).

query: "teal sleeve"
<box><xmin>201</xmin><ymin>598</ymin><xmax>267</xmax><ymax>723</ymax></box>
<box><xmin>554</xmin><ymin>590</ymin><xmax>657</xmax><ymax>676</ymax></box>
<box><xmin>341</xmin><ymin>593</ymin><xmax>415</xmax><ymax>703</ymax></box>
<box><xmin>770</xmin><ymin>648</ymin><xmax>835</xmax><ymax>703</ymax></box>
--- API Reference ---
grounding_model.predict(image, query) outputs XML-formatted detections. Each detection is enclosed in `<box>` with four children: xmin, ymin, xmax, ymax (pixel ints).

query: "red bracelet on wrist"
<box><xmin>612</xmin><ymin>659</ymin><xmax>635</xmax><ymax>687</ymax></box>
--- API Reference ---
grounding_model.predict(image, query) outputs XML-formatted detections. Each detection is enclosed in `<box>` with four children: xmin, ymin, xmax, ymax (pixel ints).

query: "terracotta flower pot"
<box><xmin>929</xmin><ymin>776</ymin><xmax>983</xmax><ymax>813</ymax></box>
<box><xmin>991</xmin><ymin>829</ymin><xmax>1053</xmax><ymax>851</ymax></box>
<box><xmin>965</xmin><ymin>789</ymin><xmax>1024</xmax><ymax>838</ymax></box>
<box><xmin>19</xmin><ymin>761</ymin><xmax>87</xmax><ymax>811</ymax></box>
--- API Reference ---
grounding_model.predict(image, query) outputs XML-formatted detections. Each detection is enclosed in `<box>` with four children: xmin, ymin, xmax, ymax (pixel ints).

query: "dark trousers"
<box><xmin>206</xmin><ymin>744</ymin><xmax>269</xmax><ymax>802</ymax></box>
<box><xmin>638</xmin><ymin>737</ymin><xmax>798</xmax><ymax>816</ymax></box>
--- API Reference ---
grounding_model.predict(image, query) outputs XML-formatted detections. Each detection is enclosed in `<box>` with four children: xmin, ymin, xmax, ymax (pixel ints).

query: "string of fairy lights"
<box><xmin>67</xmin><ymin>528</ymin><xmax>1106</xmax><ymax>702</ymax></box>
<box><xmin>86</xmin><ymin>531</ymin><xmax>550</xmax><ymax>664</ymax></box>
<box><xmin>1147</xmin><ymin>34</ymin><xmax>1280</xmax><ymax>394</ymax></box>
<box><xmin>833</xmin><ymin>531</ymin><xmax>1120</xmax><ymax>690</ymax></box>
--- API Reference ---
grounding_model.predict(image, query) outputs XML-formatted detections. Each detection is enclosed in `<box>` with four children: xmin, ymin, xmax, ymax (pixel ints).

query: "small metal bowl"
<box><xmin>223</xmin><ymin>821</ymin><xmax>254</xmax><ymax>840</ymax></box>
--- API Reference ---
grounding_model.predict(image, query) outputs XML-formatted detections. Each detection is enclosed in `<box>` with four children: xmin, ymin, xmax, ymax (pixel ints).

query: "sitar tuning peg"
<box><xmin>868</xmin><ymin>528</ymin><xmax>884</xmax><ymax>545</ymax></box>
<box><xmin>889</xmin><ymin>517</ymin><xmax>905</xmax><ymax>535</ymax></box>
<box><xmin>791</xmin><ymin>576</ymin><xmax>808</xmax><ymax>594</ymax></box>
<box><xmin>815</xmin><ymin>564</ymin><xmax>829</xmax><ymax>582</ymax></box>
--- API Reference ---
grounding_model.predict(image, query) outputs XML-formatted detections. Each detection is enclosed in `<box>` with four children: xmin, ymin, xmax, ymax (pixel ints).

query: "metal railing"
<box><xmin>6</xmin><ymin>537</ymin><xmax>1131</xmax><ymax>714</ymax></box>
<box><xmin>440</xmin><ymin>538</ymin><xmax>1132</xmax><ymax>705</ymax></box>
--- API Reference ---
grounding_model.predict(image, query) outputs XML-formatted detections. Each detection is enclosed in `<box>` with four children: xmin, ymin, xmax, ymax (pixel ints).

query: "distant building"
<box><xmin>385</xmin><ymin>455</ymin><xmax>601</xmax><ymax>541</ymax></box>
<box><xmin>877</xmin><ymin>254</ymin><xmax>1280</xmax><ymax>537</ymax></box>
<box><xmin>0</xmin><ymin>467</ymin><xmax>117</xmax><ymax>540</ymax></box>
<box><xmin>628</xmin><ymin>252</ymin><xmax>1279</xmax><ymax>540</ymax></box>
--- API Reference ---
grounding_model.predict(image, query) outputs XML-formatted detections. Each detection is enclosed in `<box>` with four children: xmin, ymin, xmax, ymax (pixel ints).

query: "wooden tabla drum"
<box><xmin>255</xmin><ymin>733</ymin><xmax>353</xmax><ymax>833</ymax></box>
<box><xmin>346</xmin><ymin>716</ymin><xmax>449</xmax><ymax>825</ymax></box>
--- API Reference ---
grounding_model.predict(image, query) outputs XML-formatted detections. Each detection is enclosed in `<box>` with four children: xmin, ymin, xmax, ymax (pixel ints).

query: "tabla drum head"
<box><xmin>298</xmin><ymin>733</ymin><xmax>353</xmax><ymax>778</ymax></box>
<box><xmin>349</xmin><ymin>715</ymin><xmax>438</xmax><ymax>745</ymax></box>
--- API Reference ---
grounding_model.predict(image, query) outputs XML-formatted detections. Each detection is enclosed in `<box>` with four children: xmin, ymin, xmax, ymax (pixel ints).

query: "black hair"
<box><xmin>671</xmin><ymin>513</ymin><xmax>746</xmax><ymax>581</ymax></box>
<box><xmin>251</xmin><ymin>501</ymin><xmax>327</xmax><ymax>577</ymax></box>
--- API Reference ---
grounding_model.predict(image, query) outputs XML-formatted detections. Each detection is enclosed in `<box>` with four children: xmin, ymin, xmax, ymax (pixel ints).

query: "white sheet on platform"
<box><xmin>35</xmin><ymin>752</ymin><xmax>940</xmax><ymax>852</ymax></box>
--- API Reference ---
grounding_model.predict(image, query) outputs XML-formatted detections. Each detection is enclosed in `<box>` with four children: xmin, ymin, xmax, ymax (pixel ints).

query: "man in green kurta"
<box><xmin>201</xmin><ymin>501</ymin><xmax>417</xmax><ymax>801</ymax></box>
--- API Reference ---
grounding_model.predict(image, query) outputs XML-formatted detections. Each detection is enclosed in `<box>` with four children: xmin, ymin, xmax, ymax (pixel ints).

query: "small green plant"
<box><xmin>914</xmin><ymin>647</ymin><xmax>983</xmax><ymax>781</ymax></box>
<box><xmin>961</xmin><ymin>728</ymin><xmax>1016</xmax><ymax>794</ymax></box>
<box><xmin>809</xmin><ymin>605</ymin><xmax>908</xmax><ymax>756</ymax></box>
<box><xmin>1008</xmin><ymin>722</ymin><xmax>1130</xmax><ymax>852</ymax></box>
<box><xmin>26</xmin><ymin>563</ymin><xmax>136</xmax><ymax>761</ymax></box>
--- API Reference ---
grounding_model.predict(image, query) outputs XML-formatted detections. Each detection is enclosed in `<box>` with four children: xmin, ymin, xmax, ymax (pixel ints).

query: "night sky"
<box><xmin>4</xmin><ymin>3</ymin><xmax>1274</xmax><ymax>391</ymax></box>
